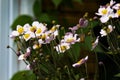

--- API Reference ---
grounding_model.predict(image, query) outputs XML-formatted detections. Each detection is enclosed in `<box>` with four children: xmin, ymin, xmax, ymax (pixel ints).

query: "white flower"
<box><xmin>114</xmin><ymin>9</ymin><xmax>120</xmax><ymax>18</ymax></box>
<box><xmin>32</xmin><ymin>21</ymin><xmax>40</xmax><ymax>28</ymax></box>
<box><xmin>110</xmin><ymin>0</ymin><xmax>116</xmax><ymax>6</ymax></box>
<box><xmin>112</xmin><ymin>3</ymin><xmax>120</xmax><ymax>10</ymax></box>
<box><xmin>23</xmin><ymin>32</ymin><xmax>32</xmax><ymax>41</ymax></box>
<box><xmin>72</xmin><ymin>56</ymin><xmax>88</xmax><ymax>67</ymax></box>
<box><xmin>26</xmin><ymin>64</ymin><xmax>31</xmax><ymax>70</ymax></box>
<box><xmin>96</xmin><ymin>6</ymin><xmax>115</xmax><ymax>23</ymax></box>
<box><xmin>33</xmin><ymin>44</ymin><xmax>41</xmax><ymax>49</ymax></box>
<box><xmin>96</xmin><ymin>6</ymin><xmax>110</xmax><ymax>16</ymax></box>
<box><xmin>18</xmin><ymin>47</ymin><xmax>31</xmax><ymax>60</ymax></box>
<box><xmin>80</xmin><ymin>78</ymin><xmax>85</xmax><ymax>80</ymax></box>
<box><xmin>61</xmin><ymin>32</ymin><xmax>80</xmax><ymax>44</ymax></box>
<box><xmin>32</xmin><ymin>21</ymin><xmax>47</xmax><ymax>36</ymax></box>
<box><xmin>49</xmin><ymin>24</ymin><xmax>60</xmax><ymax>33</ymax></box>
<box><xmin>26</xmin><ymin>47</ymin><xmax>31</xmax><ymax>53</ymax></box>
<box><xmin>23</xmin><ymin>23</ymin><xmax>31</xmax><ymax>32</ymax></box>
<box><xmin>16</xmin><ymin>25</ymin><xmax>24</xmax><ymax>34</ymax></box>
<box><xmin>100</xmin><ymin>29</ymin><xmax>107</xmax><ymax>37</ymax></box>
<box><xmin>10</xmin><ymin>31</ymin><xmax>19</xmax><ymax>38</ymax></box>
<box><xmin>91</xmin><ymin>36</ymin><xmax>99</xmax><ymax>50</ymax></box>
<box><xmin>53</xmin><ymin>30</ymin><xmax>59</xmax><ymax>37</ymax></box>
<box><xmin>38</xmin><ymin>39</ymin><xmax>44</xmax><ymax>44</ymax></box>
<box><xmin>55</xmin><ymin>43</ymin><xmax>70</xmax><ymax>53</ymax></box>
<box><xmin>99</xmin><ymin>16</ymin><xmax>110</xmax><ymax>23</ymax></box>
<box><xmin>49</xmin><ymin>25</ymin><xmax>59</xmax><ymax>38</ymax></box>
<box><xmin>100</xmin><ymin>25</ymin><xmax>115</xmax><ymax>37</ymax></box>
<box><xmin>107</xmin><ymin>25</ymin><xmax>115</xmax><ymax>33</ymax></box>
<box><xmin>18</xmin><ymin>54</ymin><xmax>26</xmax><ymax>60</ymax></box>
<box><xmin>38</xmin><ymin>31</ymin><xmax>50</xmax><ymax>44</ymax></box>
<box><xmin>35</xmin><ymin>23</ymin><xmax>47</xmax><ymax>36</ymax></box>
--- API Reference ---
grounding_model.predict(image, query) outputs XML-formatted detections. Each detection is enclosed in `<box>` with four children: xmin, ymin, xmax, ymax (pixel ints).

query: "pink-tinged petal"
<box><xmin>110</xmin><ymin>0</ymin><xmax>116</xmax><ymax>6</ymax></box>
<box><xmin>100</xmin><ymin>29</ymin><xmax>107</xmax><ymax>37</ymax></box>
<box><xmin>69</xmin><ymin>25</ymin><xmax>79</xmax><ymax>32</ymax></box>
<box><xmin>112</xmin><ymin>3</ymin><xmax>120</xmax><ymax>10</ymax></box>
<box><xmin>27</xmin><ymin>47</ymin><xmax>31</xmax><ymax>53</ymax></box>
<box><xmin>18</xmin><ymin>54</ymin><xmax>26</xmax><ymax>60</ymax></box>
<box><xmin>100</xmin><ymin>16</ymin><xmax>109</xmax><ymax>23</ymax></box>
<box><xmin>23</xmin><ymin>23</ymin><xmax>31</xmax><ymax>32</ymax></box>
<box><xmin>91</xmin><ymin>36</ymin><xmax>99</xmax><ymax>50</ymax></box>
<box><xmin>79</xmin><ymin>18</ymin><xmax>88</xmax><ymax>28</ymax></box>
<box><xmin>26</xmin><ymin>64</ymin><xmax>31</xmax><ymax>70</ymax></box>
<box><xmin>72</xmin><ymin>56</ymin><xmax>88</xmax><ymax>67</ymax></box>
<box><xmin>10</xmin><ymin>31</ymin><xmax>19</xmax><ymax>38</ymax></box>
<box><xmin>32</xmin><ymin>21</ymin><xmax>40</xmax><ymax>27</ymax></box>
<box><xmin>80</xmin><ymin>78</ymin><xmax>85</xmax><ymax>80</ymax></box>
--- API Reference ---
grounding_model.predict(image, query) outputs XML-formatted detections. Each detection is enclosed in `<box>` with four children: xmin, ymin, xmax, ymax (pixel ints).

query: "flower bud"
<box><xmin>79</xmin><ymin>18</ymin><xmax>88</xmax><ymax>28</ymax></box>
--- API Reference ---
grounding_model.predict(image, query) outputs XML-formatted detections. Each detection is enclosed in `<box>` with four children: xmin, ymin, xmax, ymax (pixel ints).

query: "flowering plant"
<box><xmin>8</xmin><ymin>0</ymin><xmax>120</xmax><ymax>80</ymax></box>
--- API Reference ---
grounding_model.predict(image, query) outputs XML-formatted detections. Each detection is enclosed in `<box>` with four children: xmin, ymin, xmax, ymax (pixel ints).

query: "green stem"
<box><xmin>94</xmin><ymin>52</ymin><xmax>99</xmax><ymax>80</ymax></box>
<box><xmin>102</xmin><ymin>63</ymin><xmax>107</xmax><ymax>80</ymax></box>
<box><xmin>85</xmin><ymin>62</ymin><xmax>88</xmax><ymax>79</ymax></box>
<box><xmin>9</xmin><ymin>46</ymin><xmax>28</xmax><ymax>65</ymax></box>
<box><xmin>66</xmin><ymin>66</ymin><xmax>72</xmax><ymax>80</ymax></box>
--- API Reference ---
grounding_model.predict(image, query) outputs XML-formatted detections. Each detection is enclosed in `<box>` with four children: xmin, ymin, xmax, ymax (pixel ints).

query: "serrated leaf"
<box><xmin>33</xmin><ymin>0</ymin><xmax>42</xmax><ymax>17</ymax></box>
<box><xmin>52</xmin><ymin>0</ymin><xmax>62</xmax><ymax>8</ymax></box>
<box><xmin>11</xmin><ymin>70</ymin><xmax>36</xmax><ymax>80</ymax></box>
<box><xmin>11</xmin><ymin>15</ymin><xmax>33</xmax><ymax>30</ymax></box>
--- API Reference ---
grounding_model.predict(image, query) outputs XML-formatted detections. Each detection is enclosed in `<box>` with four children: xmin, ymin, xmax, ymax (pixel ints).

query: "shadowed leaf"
<box><xmin>52</xmin><ymin>0</ymin><xmax>62</xmax><ymax>8</ymax></box>
<box><xmin>11</xmin><ymin>15</ymin><xmax>33</xmax><ymax>30</ymax></box>
<box><xmin>11</xmin><ymin>70</ymin><xmax>36</xmax><ymax>80</ymax></box>
<box><xmin>33</xmin><ymin>0</ymin><xmax>42</xmax><ymax>17</ymax></box>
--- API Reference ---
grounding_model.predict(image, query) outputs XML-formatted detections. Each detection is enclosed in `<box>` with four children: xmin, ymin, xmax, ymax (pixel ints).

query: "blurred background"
<box><xmin>0</xmin><ymin>0</ymin><xmax>119</xmax><ymax>80</ymax></box>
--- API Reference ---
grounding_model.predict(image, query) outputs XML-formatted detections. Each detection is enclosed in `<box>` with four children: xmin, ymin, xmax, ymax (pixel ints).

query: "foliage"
<box><xmin>8</xmin><ymin>0</ymin><xmax>120</xmax><ymax>80</ymax></box>
<box><xmin>11</xmin><ymin>70</ymin><xmax>36</xmax><ymax>80</ymax></box>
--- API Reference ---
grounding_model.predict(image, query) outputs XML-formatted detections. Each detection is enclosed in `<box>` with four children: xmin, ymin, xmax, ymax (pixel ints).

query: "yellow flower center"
<box><xmin>36</xmin><ymin>28</ymin><xmax>42</xmax><ymax>34</ymax></box>
<box><xmin>33</xmin><ymin>44</ymin><xmax>41</xmax><ymax>49</ymax></box>
<box><xmin>17</xmin><ymin>27</ymin><xmax>24</xmax><ymax>34</ymax></box>
<box><xmin>117</xmin><ymin>9</ymin><xmax>120</xmax><ymax>16</ymax></box>
<box><xmin>60</xmin><ymin>46</ymin><xmax>67</xmax><ymax>51</ymax></box>
<box><xmin>50</xmin><ymin>26</ymin><xmax>57</xmax><ymax>32</ymax></box>
<box><xmin>24</xmin><ymin>33</ymin><xmax>30</xmax><ymax>39</ymax></box>
<box><xmin>66</xmin><ymin>38</ymin><xmax>74</xmax><ymax>43</ymax></box>
<box><xmin>102</xmin><ymin>9</ymin><xmax>107</xmax><ymax>15</ymax></box>
<box><xmin>77</xmin><ymin>59</ymin><xmax>83</xmax><ymax>64</ymax></box>
<box><xmin>41</xmin><ymin>34</ymin><xmax>46</xmax><ymax>39</ymax></box>
<box><xmin>30</xmin><ymin>26</ymin><xmax>36</xmax><ymax>32</ymax></box>
<box><xmin>107</xmin><ymin>28</ymin><xmax>111</xmax><ymax>33</ymax></box>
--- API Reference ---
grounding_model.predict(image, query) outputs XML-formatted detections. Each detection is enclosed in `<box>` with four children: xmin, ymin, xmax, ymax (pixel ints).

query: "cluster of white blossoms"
<box><xmin>10</xmin><ymin>21</ymin><xmax>60</xmax><ymax>60</ymax></box>
<box><xmin>96</xmin><ymin>0</ymin><xmax>120</xmax><ymax>23</ymax></box>
<box><xmin>100</xmin><ymin>25</ymin><xmax>115</xmax><ymax>37</ymax></box>
<box><xmin>97</xmin><ymin>0</ymin><xmax>119</xmax><ymax>37</ymax></box>
<box><xmin>55</xmin><ymin>31</ymin><xmax>80</xmax><ymax>53</ymax></box>
<box><xmin>10</xmin><ymin>21</ymin><xmax>59</xmax><ymax>43</ymax></box>
<box><xmin>93</xmin><ymin>0</ymin><xmax>120</xmax><ymax>49</ymax></box>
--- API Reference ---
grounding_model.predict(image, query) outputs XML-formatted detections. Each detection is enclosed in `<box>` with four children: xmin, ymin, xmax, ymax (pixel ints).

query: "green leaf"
<box><xmin>75</xmin><ymin>74</ymin><xmax>80</xmax><ymax>80</ymax></box>
<box><xmin>11</xmin><ymin>15</ymin><xmax>33</xmax><ymax>30</ymax></box>
<box><xmin>73</xmin><ymin>0</ymin><xmax>82</xmax><ymax>3</ymax></box>
<box><xmin>38</xmin><ymin>13</ymin><xmax>51</xmax><ymax>23</ymax></box>
<box><xmin>52</xmin><ymin>0</ymin><xmax>62</xmax><ymax>8</ymax></box>
<box><xmin>84</xmin><ymin>36</ymin><xmax>92</xmax><ymax>50</ymax></box>
<box><xmin>94</xmin><ymin>44</ymin><xmax>104</xmax><ymax>53</ymax></box>
<box><xmin>115</xmin><ymin>73</ymin><xmax>120</xmax><ymax>77</ymax></box>
<box><xmin>33</xmin><ymin>0</ymin><xmax>42</xmax><ymax>17</ymax></box>
<box><xmin>11</xmin><ymin>70</ymin><xmax>36</xmax><ymax>80</ymax></box>
<box><xmin>71</xmin><ymin>43</ymin><xmax>81</xmax><ymax>61</ymax></box>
